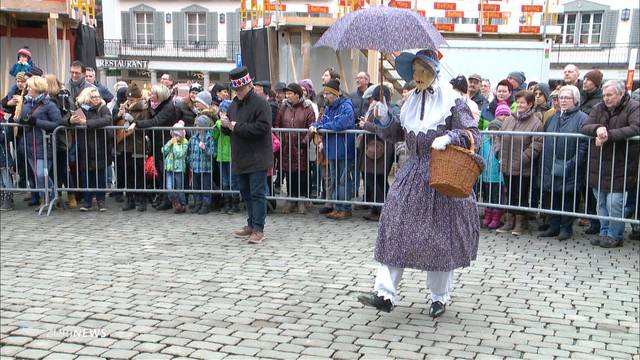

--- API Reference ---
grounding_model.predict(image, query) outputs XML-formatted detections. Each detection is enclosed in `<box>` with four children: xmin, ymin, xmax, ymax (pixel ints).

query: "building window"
<box><xmin>187</xmin><ymin>12</ymin><xmax>206</xmax><ymax>45</ymax></box>
<box><xmin>555</xmin><ymin>12</ymin><xmax>602</xmax><ymax>45</ymax></box>
<box><xmin>135</xmin><ymin>12</ymin><xmax>154</xmax><ymax>45</ymax></box>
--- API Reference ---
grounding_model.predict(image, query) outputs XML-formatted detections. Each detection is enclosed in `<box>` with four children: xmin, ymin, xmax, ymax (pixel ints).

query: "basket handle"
<box><xmin>462</xmin><ymin>129</ymin><xmax>475</xmax><ymax>153</ymax></box>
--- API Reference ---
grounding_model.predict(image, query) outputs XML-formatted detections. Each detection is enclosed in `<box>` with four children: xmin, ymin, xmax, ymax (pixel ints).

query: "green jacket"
<box><xmin>162</xmin><ymin>138</ymin><xmax>189</xmax><ymax>172</ymax></box>
<box><xmin>213</xmin><ymin>119</ymin><xmax>232</xmax><ymax>162</ymax></box>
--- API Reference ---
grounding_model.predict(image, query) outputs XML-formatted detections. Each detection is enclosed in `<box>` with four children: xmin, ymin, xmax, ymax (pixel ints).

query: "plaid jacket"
<box><xmin>188</xmin><ymin>131</ymin><xmax>215</xmax><ymax>173</ymax></box>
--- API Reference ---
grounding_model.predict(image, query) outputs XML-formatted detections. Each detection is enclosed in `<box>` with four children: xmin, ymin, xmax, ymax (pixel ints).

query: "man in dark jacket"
<box><xmin>222</xmin><ymin>67</ymin><xmax>273</xmax><ymax>244</ymax></box>
<box><xmin>580</xmin><ymin>69</ymin><xmax>603</xmax><ymax>115</ymax></box>
<box><xmin>580</xmin><ymin>80</ymin><xmax>640</xmax><ymax>248</ymax></box>
<box><xmin>85</xmin><ymin>67</ymin><xmax>114</xmax><ymax>103</ymax></box>
<box><xmin>67</xmin><ymin>61</ymin><xmax>93</xmax><ymax>109</ymax></box>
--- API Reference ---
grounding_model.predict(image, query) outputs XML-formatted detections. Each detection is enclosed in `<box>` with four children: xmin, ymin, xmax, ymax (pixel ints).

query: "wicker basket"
<box><xmin>430</xmin><ymin>131</ymin><xmax>482</xmax><ymax>198</ymax></box>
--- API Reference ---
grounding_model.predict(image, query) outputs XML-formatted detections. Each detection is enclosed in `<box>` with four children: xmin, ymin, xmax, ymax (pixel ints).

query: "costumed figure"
<box><xmin>357</xmin><ymin>49</ymin><xmax>485</xmax><ymax>318</ymax></box>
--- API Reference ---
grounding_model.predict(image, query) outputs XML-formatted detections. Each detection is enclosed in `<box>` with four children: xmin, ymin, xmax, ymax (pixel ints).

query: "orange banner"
<box><xmin>521</xmin><ymin>5</ymin><xmax>543</xmax><ymax>12</ymax></box>
<box><xmin>264</xmin><ymin>3</ymin><xmax>286</xmax><ymax>11</ymax></box>
<box><xmin>417</xmin><ymin>9</ymin><xmax>426</xmax><ymax>16</ymax></box>
<box><xmin>483</xmin><ymin>11</ymin><xmax>503</xmax><ymax>19</ymax></box>
<box><xmin>434</xmin><ymin>23</ymin><xmax>455</xmax><ymax>32</ymax></box>
<box><xmin>339</xmin><ymin>0</ymin><xmax>365</xmax><ymax>7</ymax></box>
<box><xmin>307</xmin><ymin>5</ymin><xmax>329</xmax><ymax>13</ymax></box>
<box><xmin>478</xmin><ymin>4</ymin><xmax>500</xmax><ymax>11</ymax></box>
<box><xmin>389</xmin><ymin>0</ymin><xmax>412</xmax><ymax>9</ymax></box>
<box><xmin>445</xmin><ymin>10</ymin><xmax>464</xmax><ymax>18</ymax></box>
<box><xmin>626</xmin><ymin>70</ymin><xmax>634</xmax><ymax>90</ymax></box>
<box><xmin>434</xmin><ymin>2</ymin><xmax>456</xmax><ymax>10</ymax></box>
<box><xmin>476</xmin><ymin>24</ymin><xmax>498</xmax><ymax>32</ymax></box>
<box><xmin>519</xmin><ymin>25</ymin><xmax>540</xmax><ymax>33</ymax></box>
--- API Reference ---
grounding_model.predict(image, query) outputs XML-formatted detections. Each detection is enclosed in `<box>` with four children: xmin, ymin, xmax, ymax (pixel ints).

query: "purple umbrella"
<box><xmin>314</xmin><ymin>6</ymin><xmax>446</xmax><ymax>53</ymax></box>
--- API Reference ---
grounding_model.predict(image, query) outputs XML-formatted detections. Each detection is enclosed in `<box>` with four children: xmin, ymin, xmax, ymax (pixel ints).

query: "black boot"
<box><xmin>231</xmin><ymin>198</ymin><xmax>241</xmax><ymax>213</ymax></box>
<box><xmin>223</xmin><ymin>198</ymin><xmax>232</xmax><ymax>214</ymax></box>
<box><xmin>357</xmin><ymin>292</ymin><xmax>394</xmax><ymax>313</ymax></box>
<box><xmin>585</xmin><ymin>220</ymin><xmax>600</xmax><ymax>235</ymax></box>
<box><xmin>190</xmin><ymin>200</ymin><xmax>202</xmax><ymax>213</ymax></box>
<box><xmin>121</xmin><ymin>196</ymin><xmax>136</xmax><ymax>211</ymax></box>
<box><xmin>539</xmin><ymin>226</ymin><xmax>560</xmax><ymax>237</ymax></box>
<box><xmin>558</xmin><ymin>227</ymin><xmax>572</xmax><ymax>241</ymax></box>
<box><xmin>156</xmin><ymin>196</ymin><xmax>172</xmax><ymax>211</ymax></box>
<box><xmin>429</xmin><ymin>301</ymin><xmax>446</xmax><ymax>318</ymax></box>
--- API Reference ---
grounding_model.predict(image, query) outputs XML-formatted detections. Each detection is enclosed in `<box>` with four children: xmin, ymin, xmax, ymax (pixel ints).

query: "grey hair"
<box><xmin>152</xmin><ymin>84</ymin><xmax>171</xmax><ymax>102</ymax></box>
<box><xmin>558</xmin><ymin>85</ymin><xmax>581</xmax><ymax>106</ymax></box>
<box><xmin>602</xmin><ymin>80</ymin><xmax>625</xmax><ymax>95</ymax></box>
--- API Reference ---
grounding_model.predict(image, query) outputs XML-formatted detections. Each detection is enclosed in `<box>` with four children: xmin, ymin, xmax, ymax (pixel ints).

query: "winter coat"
<box><xmin>540</xmin><ymin>107</ymin><xmax>589</xmax><ymax>193</ymax></box>
<box><xmin>470</xmin><ymin>92</ymin><xmax>488</xmax><ymax>112</ymax></box>
<box><xmin>580</xmin><ymin>87</ymin><xmax>603</xmax><ymax>116</ymax></box>
<box><xmin>274</xmin><ymin>98</ymin><xmax>316</xmax><ymax>171</ymax></box>
<box><xmin>223</xmin><ymin>89</ymin><xmax>273</xmax><ymax>174</ymax></box>
<box><xmin>213</xmin><ymin>119</ymin><xmax>231</xmax><ymax>162</ymax></box>
<box><xmin>175</xmin><ymin>98</ymin><xmax>197</xmax><ymax>127</ymax></box>
<box><xmin>9</xmin><ymin>61</ymin><xmax>32</xmax><ymax>77</ymax></box>
<box><xmin>67</xmin><ymin>79</ymin><xmax>92</xmax><ymax>109</ymax></box>
<box><xmin>75</xmin><ymin>103</ymin><xmax>113</xmax><ymax>171</ymax></box>
<box><xmin>19</xmin><ymin>95</ymin><xmax>62</xmax><ymax>160</ymax></box>
<box><xmin>480</xmin><ymin>134</ymin><xmax>502</xmax><ymax>184</ymax></box>
<box><xmin>0</xmin><ymin>119</ymin><xmax>14</xmax><ymax>167</ymax></box>
<box><xmin>268</xmin><ymin>98</ymin><xmax>280</xmax><ymax>126</ymax></box>
<box><xmin>494</xmin><ymin>109</ymin><xmax>544</xmax><ymax>176</ymax></box>
<box><xmin>479</xmin><ymin>98</ymin><xmax>516</xmax><ymax>130</ymax></box>
<box><xmin>136</xmin><ymin>98</ymin><xmax>178</xmax><ymax>161</ymax></box>
<box><xmin>312</xmin><ymin>97</ymin><xmax>356</xmax><ymax>161</ymax></box>
<box><xmin>580</xmin><ymin>93</ymin><xmax>640</xmax><ymax>192</ymax></box>
<box><xmin>188</xmin><ymin>131</ymin><xmax>215</xmax><ymax>173</ymax></box>
<box><xmin>121</xmin><ymin>99</ymin><xmax>150</xmax><ymax>156</ymax></box>
<box><xmin>361</xmin><ymin>120</ymin><xmax>394</xmax><ymax>175</ymax></box>
<box><xmin>162</xmin><ymin>137</ymin><xmax>189</xmax><ymax>173</ymax></box>
<box><xmin>1</xmin><ymin>85</ymin><xmax>23</xmax><ymax>119</ymax></box>
<box><xmin>94</xmin><ymin>81</ymin><xmax>114</xmax><ymax>104</ymax></box>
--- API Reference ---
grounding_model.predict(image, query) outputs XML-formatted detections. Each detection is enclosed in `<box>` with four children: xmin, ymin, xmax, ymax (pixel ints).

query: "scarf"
<box><xmin>515</xmin><ymin>107</ymin><xmax>534</xmax><ymax>122</ymax></box>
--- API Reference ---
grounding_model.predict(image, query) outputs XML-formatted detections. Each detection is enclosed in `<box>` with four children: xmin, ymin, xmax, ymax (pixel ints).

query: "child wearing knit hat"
<box><xmin>162</xmin><ymin>120</ymin><xmax>189</xmax><ymax>213</ymax></box>
<box><xmin>9</xmin><ymin>48</ymin><xmax>34</xmax><ymax>77</ymax></box>
<box><xmin>188</xmin><ymin>115</ymin><xmax>216</xmax><ymax>214</ymax></box>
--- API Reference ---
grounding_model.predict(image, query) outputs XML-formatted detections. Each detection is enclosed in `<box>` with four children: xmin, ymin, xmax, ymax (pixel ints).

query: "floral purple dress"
<box><xmin>373</xmin><ymin>98</ymin><xmax>483</xmax><ymax>272</ymax></box>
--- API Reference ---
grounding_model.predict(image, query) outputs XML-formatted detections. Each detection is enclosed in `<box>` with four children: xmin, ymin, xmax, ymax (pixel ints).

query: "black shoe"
<box><xmin>319</xmin><ymin>206</ymin><xmax>333</xmax><ymax>215</ymax></box>
<box><xmin>357</xmin><ymin>293</ymin><xmax>393</xmax><ymax>313</ymax></box>
<box><xmin>590</xmin><ymin>236</ymin><xmax>602</xmax><ymax>246</ymax></box>
<box><xmin>599</xmin><ymin>236</ymin><xmax>622</xmax><ymax>248</ymax></box>
<box><xmin>156</xmin><ymin>201</ymin><xmax>172</xmax><ymax>211</ymax></box>
<box><xmin>191</xmin><ymin>202</ymin><xmax>202</xmax><ymax>213</ymax></box>
<box><xmin>557</xmin><ymin>228</ymin><xmax>572</xmax><ymax>241</ymax></box>
<box><xmin>630</xmin><ymin>229</ymin><xmax>640</xmax><ymax>241</ymax></box>
<box><xmin>537</xmin><ymin>223</ymin><xmax>550</xmax><ymax>232</ymax></box>
<box><xmin>197</xmin><ymin>206</ymin><xmax>210</xmax><ymax>215</ymax></box>
<box><xmin>136</xmin><ymin>203</ymin><xmax>147</xmax><ymax>212</ymax></box>
<box><xmin>585</xmin><ymin>224</ymin><xmax>600</xmax><ymax>235</ymax></box>
<box><xmin>429</xmin><ymin>301</ymin><xmax>446</xmax><ymax>318</ymax></box>
<box><xmin>539</xmin><ymin>227</ymin><xmax>560</xmax><ymax>238</ymax></box>
<box><xmin>113</xmin><ymin>194</ymin><xmax>125</xmax><ymax>203</ymax></box>
<box><xmin>121</xmin><ymin>201</ymin><xmax>135</xmax><ymax>211</ymax></box>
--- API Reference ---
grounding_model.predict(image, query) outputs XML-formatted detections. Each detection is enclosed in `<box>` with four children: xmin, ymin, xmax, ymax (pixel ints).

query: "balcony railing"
<box><xmin>103</xmin><ymin>40</ymin><xmax>241</xmax><ymax>61</ymax></box>
<box><xmin>551</xmin><ymin>43</ymin><xmax>640</xmax><ymax>66</ymax></box>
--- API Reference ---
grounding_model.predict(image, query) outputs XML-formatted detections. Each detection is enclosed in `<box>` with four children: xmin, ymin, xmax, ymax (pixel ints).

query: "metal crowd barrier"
<box><xmin>0</xmin><ymin>124</ymin><xmax>638</xmax><ymax>226</ymax></box>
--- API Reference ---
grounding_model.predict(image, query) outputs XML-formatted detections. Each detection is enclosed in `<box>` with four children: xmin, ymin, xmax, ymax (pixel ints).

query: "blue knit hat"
<box><xmin>219</xmin><ymin>99</ymin><xmax>232</xmax><ymax>113</ymax></box>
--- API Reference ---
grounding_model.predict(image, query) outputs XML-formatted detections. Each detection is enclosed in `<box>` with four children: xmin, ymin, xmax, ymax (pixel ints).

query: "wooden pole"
<box><xmin>48</xmin><ymin>13</ymin><xmax>60</xmax><ymax>79</ymax></box>
<box><xmin>301</xmin><ymin>29</ymin><xmax>311</xmax><ymax>80</ymax></box>
<box><xmin>2</xmin><ymin>24</ymin><xmax>11</xmax><ymax>96</ymax></box>
<box><xmin>61</xmin><ymin>21</ymin><xmax>68</xmax><ymax>82</ymax></box>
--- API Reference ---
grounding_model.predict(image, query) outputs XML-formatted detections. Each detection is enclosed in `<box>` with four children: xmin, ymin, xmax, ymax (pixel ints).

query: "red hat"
<box><xmin>17</xmin><ymin>48</ymin><xmax>32</xmax><ymax>60</ymax></box>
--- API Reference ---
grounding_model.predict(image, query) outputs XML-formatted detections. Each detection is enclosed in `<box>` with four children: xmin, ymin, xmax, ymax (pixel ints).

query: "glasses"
<box><xmin>558</xmin><ymin>96</ymin><xmax>573</xmax><ymax>101</ymax></box>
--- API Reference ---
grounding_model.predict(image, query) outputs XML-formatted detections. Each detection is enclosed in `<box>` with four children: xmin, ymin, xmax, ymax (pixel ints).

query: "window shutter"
<box><xmin>121</xmin><ymin>11</ymin><xmax>131</xmax><ymax>43</ymax></box>
<box><xmin>226</xmin><ymin>11</ymin><xmax>240</xmax><ymax>59</ymax></box>
<box><xmin>207</xmin><ymin>12</ymin><xmax>218</xmax><ymax>45</ymax></box>
<box><xmin>173</xmin><ymin>12</ymin><xmax>186</xmax><ymax>47</ymax></box>
<box><xmin>600</xmin><ymin>10</ymin><xmax>619</xmax><ymax>48</ymax></box>
<box><xmin>630</xmin><ymin>9</ymin><xmax>639</xmax><ymax>45</ymax></box>
<box><xmin>153</xmin><ymin>11</ymin><xmax>165</xmax><ymax>46</ymax></box>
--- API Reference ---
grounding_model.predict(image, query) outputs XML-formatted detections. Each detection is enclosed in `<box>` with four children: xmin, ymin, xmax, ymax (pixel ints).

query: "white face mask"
<box><xmin>412</xmin><ymin>60</ymin><xmax>436</xmax><ymax>91</ymax></box>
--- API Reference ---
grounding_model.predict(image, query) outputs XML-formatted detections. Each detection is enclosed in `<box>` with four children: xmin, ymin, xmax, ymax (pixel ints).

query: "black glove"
<box><xmin>25</xmin><ymin>114</ymin><xmax>36</xmax><ymax>126</ymax></box>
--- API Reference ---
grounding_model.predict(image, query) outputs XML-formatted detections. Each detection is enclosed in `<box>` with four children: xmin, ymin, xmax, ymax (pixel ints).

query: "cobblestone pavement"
<box><xmin>1</xmin><ymin>201</ymin><xmax>639</xmax><ymax>360</ymax></box>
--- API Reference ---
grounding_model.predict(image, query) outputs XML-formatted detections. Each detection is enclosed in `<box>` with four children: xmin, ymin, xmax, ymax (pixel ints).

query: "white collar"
<box><xmin>400</xmin><ymin>81</ymin><xmax>461</xmax><ymax>135</ymax></box>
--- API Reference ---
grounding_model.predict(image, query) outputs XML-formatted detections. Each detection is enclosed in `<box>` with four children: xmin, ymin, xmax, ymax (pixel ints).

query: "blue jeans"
<box><xmin>330</xmin><ymin>159</ymin><xmax>354</xmax><ymax>212</ymax></box>
<box><xmin>80</xmin><ymin>167</ymin><xmax>107</xmax><ymax>206</ymax></box>
<box><xmin>220</xmin><ymin>161</ymin><xmax>239</xmax><ymax>199</ymax></box>
<box><xmin>237</xmin><ymin>170</ymin><xmax>267</xmax><ymax>232</ymax></box>
<box><xmin>192</xmin><ymin>172</ymin><xmax>212</xmax><ymax>205</ymax></box>
<box><xmin>594</xmin><ymin>189</ymin><xmax>626</xmax><ymax>240</ymax></box>
<box><xmin>27</xmin><ymin>157</ymin><xmax>54</xmax><ymax>202</ymax></box>
<box><xmin>166</xmin><ymin>171</ymin><xmax>185</xmax><ymax>205</ymax></box>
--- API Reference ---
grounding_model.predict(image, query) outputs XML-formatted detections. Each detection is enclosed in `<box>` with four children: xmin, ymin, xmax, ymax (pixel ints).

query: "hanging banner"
<box><xmin>522</xmin><ymin>5</ymin><xmax>543</xmax><ymax>12</ymax></box>
<box><xmin>445</xmin><ymin>10</ymin><xmax>464</xmax><ymax>18</ymax></box>
<box><xmin>434</xmin><ymin>2</ymin><xmax>456</xmax><ymax>10</ymax></box>
<box><xmin>307</xmin><ymin>5</ymin><xmax>329</xmax><ymax>13</ymax></box>
<box><xmin>434</xmin><ymin>23</ymin><xmax>455</xmax><ymax>31</ymax></box>
<box><xmin>478</xmin><ymin>4</ymin><xmax>500</xmax><ymax>11</ymax></box>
